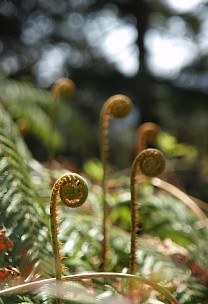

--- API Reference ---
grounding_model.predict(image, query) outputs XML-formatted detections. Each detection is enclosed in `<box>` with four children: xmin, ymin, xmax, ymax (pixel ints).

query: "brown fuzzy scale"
<box><xmin>136</xmin><ymin>148</ymin><xmax>165</xmax><ymax>177</ymax></box>
<box><xmin>107</xmin><ymin>94</ymin><xmax>132</xmax><ymax>118</ymax></box>
<box><xmin>100</xmin><ymin>95</ymin><xmax>133</xmax><ymax>161</ymax></box>
<box><xmin>100</xmin><ymin>94</ymin><xmax>133</xmax><ymax>270</ymax></box>
<box><xmin>50</xmin><ymin>173</ymin><xmax>88</xmax><ymax>303</ymax></box>
<box><xmin>130</xmin><ymin>149</ymin><xmax>165</xmax><ymax>274</ymax></box>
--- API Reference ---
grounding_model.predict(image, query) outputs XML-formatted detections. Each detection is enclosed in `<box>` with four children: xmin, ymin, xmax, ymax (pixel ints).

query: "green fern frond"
<box><xmin>0</xmin><ymin>103</ymin><xmax>52</xmax><ymax>278</ymax></box>
<box><xmin>0</xmin><ymin>294</ymin><xmax>38</xmax><ymax>304</ymax></box>
<box><xmin>139</xmin><ymin>184</ymin><xmax>208</xmax><ymax>263</ymax></box>
<box><xmin>0</xmin><ymin>78</ymin><xmax>64</xmax><ymax>151</ymax></box>
<box><xmin>0</xmin><ymin>101</ymin><xmax>31</xmax><ymax>159</ymax></box>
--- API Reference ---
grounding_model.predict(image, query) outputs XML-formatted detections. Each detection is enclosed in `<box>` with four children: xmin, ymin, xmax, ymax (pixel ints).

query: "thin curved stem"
<box><xmin>130</xmin><ymin>173</ymin><xmax>138</xmax><ymax>274</ymax></box>
<box><xmin>50</xmin><ymin>173</ymin><xmax>88</xmax><ymax>303</ymax></box>
<box><xmin>189</xmin><ymin>195</ymin><xmax>208</xmax><ymax>213</ymax></box>
<box><xmin>0</xmin><ymin>272</ymin><xmax>178</xmax><ymax>304</ymax></box>
<box><xmin>151</xmin><ymin>177</ymin><xmax>208</xmax><ymax>227</ymax></box>
<box><xmin>130</xmin><ymin>149</ymin><xmax>165</xmax><ymax>274</ymax></box>
<box><xmin>48</xmin><ymin>78</ymin><xmax>75</xmax><ymax>164</ymax></box>
<box><xmin>99</xmin><ymin>94</ymin><xmax>132</xmax><ymax>270</ymax></box>
<box><xmin>136</xmin><ymin>122</ymin><xmax>160</xmax><ymax>153</ymax></box>
<box><xmin>100</xmin><ymin>106</ymin><xmax>110</xmax><ymax>271</ymax></box>
<box><xmin>50</xmin><ymin>194</ymin><xmax>62</xmax><ymax>282</ymax></box>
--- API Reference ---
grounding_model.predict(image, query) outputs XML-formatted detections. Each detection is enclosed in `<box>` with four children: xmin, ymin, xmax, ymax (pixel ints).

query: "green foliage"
<box><xmin>83</xmin><ymin>158</ymin><xmax>103</xmax><ymax>181</ymax></box>
<box><xmin>0</xmin><ymin>77</ymin><xmax>95</xmax><ymax>163</ymax></box>
<box><xmin>157</xmin><ymin>131</ymin><xmax>198</xmax><ymax>160</ymax></box>
<box><xmin>0</xmin><ymin>102</ymin><xmax>52</xmax><ymax>277</ymax></box>
<box><xmin>46</xmin><ymin>178</ymin><xmax>208</xmax><ymax>303</ymax></box>
<box><xmin>0</xmin><ymin>78</ymin><xmax>64</xmax><ymax>152</ymax></box>
<box><xmin>0</xmin><ymin>81</ymin><xmax>208</xmax><ymax>303</ymax></box>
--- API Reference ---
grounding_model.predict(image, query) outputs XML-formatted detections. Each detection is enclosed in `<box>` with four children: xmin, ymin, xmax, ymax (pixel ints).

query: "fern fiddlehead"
<box><xmin>50</xmin><ymin>173</ymin><xmax>88</xmax><ymax>303</ymax></box>
<box><xmin>137</xmin><ymin>123</ymin><xmax>208</xmax><ymax>226</ymax></box>
<box><xmin>100</xmin><ymin>94</ymin><xmax>132</xmax><ymax>270</ymax></box>
<box><xmin>136</xmin><ymin>122</ymin><xmax>160</xmax><ymax>153</ymax></box>
<box><xmin>52</xmin><ymin>78</ymin><xmax>75</xmax><ymax>101</ymax></box>
<box><xmin>130</xmin><ymin>148</ymin><xmax>165</xmax><ymax>274</ymax></box>
<box><xmin>48</xmin><ymin>78</ymin><xmax>76</xmax><ymax>163</ymax></box>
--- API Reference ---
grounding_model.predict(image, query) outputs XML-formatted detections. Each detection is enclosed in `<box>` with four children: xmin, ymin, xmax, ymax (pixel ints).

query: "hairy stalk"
<box><xmin>136</xmin><ymin>123</ymin><xmax>208</xmax><ymax>227</ymax></box>
<box><xmin>136</xmin><ymin>122</ymin><xmax>160</xmax><ymax>153</ymax></box>
<box><xmin>48</xmin><ymin>78</ymin><xmax>75</xmax><ymax>164</ymax></box>
<box><xmin>130</xmin><ymin>148</ymin><xmax>165</xmax><ymax>274</ymax></box>
<box><xmin>50</xmin><ymin>173</ymin><xmax>88</xmax><ymax>303</ymax></box>
<box><xmin>100</xmin><ymin>94</ymin><xmax>132</xmax><ymax>270</ymax></box>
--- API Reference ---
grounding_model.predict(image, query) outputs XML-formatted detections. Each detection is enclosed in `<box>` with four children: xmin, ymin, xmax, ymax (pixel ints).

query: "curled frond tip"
<box><xmin>106</xmin><ymin>94</ymin><xmax>133</xmax><ymax>118</ymax></box>
<box><xmin>52</xmin><ymin>78</ymin><xmax>75</xmax><ymax>100</ymax></box>
<box><xmin>135</xmin><ymin>148</ymin><xmax>165</xmax><ymax>177</ymax></box>
<box><xmin>52</xmin><ymin>173</ymin><xmax>88</xmax><ymax>208</ymax></box>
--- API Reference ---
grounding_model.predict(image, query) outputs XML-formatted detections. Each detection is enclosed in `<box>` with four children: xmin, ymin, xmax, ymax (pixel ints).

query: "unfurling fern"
<box><xmin>99</xmin><ymin>94</ymin><xmax>132</xmax><ymax>270</ymax></box>
<box><xmin>50</xmin><ymin>173</ymin><xmax>88</xmax><ymax>303</ymax></box>
<box><xmin>136</xmin><ymin>122</ymin><xmax>160</xmax><ymax>153</ymax></box>
<box><xmin>130</xmin><ymin>148</ymin><xmax>166</xmax><ymax>274</ymax></box>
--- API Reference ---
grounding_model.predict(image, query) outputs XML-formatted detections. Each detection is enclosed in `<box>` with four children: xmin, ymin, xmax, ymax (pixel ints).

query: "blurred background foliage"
<box><xmin>1</xmin><ymin>1</ymin><xmax>208</xmax><ymax>302</ymax></box>
<box><xmin>1</xmin><ymin>0</ymin><xmax>208</xmax><ymax>201</ymax></box>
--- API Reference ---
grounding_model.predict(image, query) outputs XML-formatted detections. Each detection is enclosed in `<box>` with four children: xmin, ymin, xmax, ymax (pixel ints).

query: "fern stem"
<box><xmin>130</xmin><ymin>148</ymin><xmax>165</xmax><ymax>274</ymax></box>
<box><xmin>50</xmin><ymin>173</ymin><xmax>88</xmax><ymax>303</ymax></box>
<box><xmin>151</xmin><ymin>177</ymin><xmax>208</xmax><ymax>227</ymax></box>
<box><xmin>100</xmin><ymin>94</ymin><xmax>132</xmax><ymax>270</ymax></box>
<box><xmin>48</xmin><ymin>78</ymin><xmax>75</xmax><ymax>164</ymax></box>
<box><xmin>136</xmin><ymin>122</ymin><xmax>160</xmax><ymax>153</ymax></box>
<box><xmin>0</xmin><ymin>272</ymin><xmax>178</xmax><ymax>304</ymax></box>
